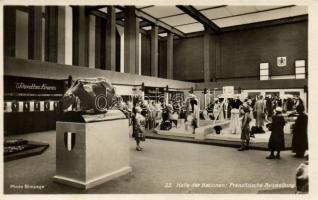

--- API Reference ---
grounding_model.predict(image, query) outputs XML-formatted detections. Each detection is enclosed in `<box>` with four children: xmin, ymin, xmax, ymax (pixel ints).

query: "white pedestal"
<box><xmin>53</xmin><ymin>118</ymin><xmax>131</xmax><ymax>189</ymax></box>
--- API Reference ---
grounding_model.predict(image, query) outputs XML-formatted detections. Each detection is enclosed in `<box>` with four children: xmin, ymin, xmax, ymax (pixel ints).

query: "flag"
<box><xmin>34</xmin><ymin>101</ymin><xmax>40</xmax><ymax>111</ymax></box>
<box><xmin>49</xmin><ymin>101</ymin><xmax>54</xmax><ymax>111</ymax></box>
<box><xmin>23</xmin><ymin>101</ymin><xmax>30</xmax><ymax>112</ymax></box>
<box><xmin>11</xmin><ymin>101</ymin><xmax>19</xmax><ymax>112</ymax></box>
<box><xmin>40</xmin><ymin>101</ymin><xmax>44</xmax><ymax>111</ymax></box>
<box><xmin>30</xmin><ymin>101</ymin><xmax>34</xmax><ymax>112</ymax></box>
<box><xmin>6</xmin><ymin>102</ymin><xmax>12</xmax><ymax>112</ymax></box>
<box><xmin>44</xmin><ymin>101</ymin><xmax>50</xmax><ymax>111</ymax></box>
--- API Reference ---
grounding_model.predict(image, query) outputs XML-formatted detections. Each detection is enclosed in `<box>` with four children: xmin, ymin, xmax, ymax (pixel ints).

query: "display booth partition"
<box><xmin>3</xmin><ymin>76</ymin><xmax>66</xmax><ymax>135</ymax></box>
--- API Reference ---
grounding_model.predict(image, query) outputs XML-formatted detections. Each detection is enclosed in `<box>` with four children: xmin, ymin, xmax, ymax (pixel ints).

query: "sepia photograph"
<box><xmin>1</xmin><ymin>0</ymin><xmax>317</xmax><ymax>198</ymax></box>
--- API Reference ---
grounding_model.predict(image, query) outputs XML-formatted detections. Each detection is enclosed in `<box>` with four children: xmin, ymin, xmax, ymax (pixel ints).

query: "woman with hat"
<box><xmin>238</xmin><ymin>106</ymin><xmax>252</xmax><ymax>151</ymax></box>
<box><xmin>132</xmin><ymin>106</ymin><xmax>146</xmax><ymax>151</ymax></box>
<box><xmin>266</xmin><ymin>107</ymin><xmax>286</xmax><ymax>159</ymax></box>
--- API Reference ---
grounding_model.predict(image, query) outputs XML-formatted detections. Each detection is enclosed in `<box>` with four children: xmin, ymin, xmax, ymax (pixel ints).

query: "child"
<box><xmin>132</xmin><ymin>106</ymin><xmax>146</xmax><ymax>151</ymax></box>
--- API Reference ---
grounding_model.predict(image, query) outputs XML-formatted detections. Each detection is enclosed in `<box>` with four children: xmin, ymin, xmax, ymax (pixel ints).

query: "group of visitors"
<box><xmin>127</xmin><ymin>93</ymin><xmax>308</xmax><ymax>157</ymax></box>
<box><xmin>232</xmin><ymin>94</ymin><xmax>308</xmax><ymax>160</ymax></box>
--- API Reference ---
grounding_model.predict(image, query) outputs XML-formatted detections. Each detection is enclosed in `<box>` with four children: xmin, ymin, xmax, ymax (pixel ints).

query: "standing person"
<box><xmin>266</xmin><ymin>107</ymin><xmax>286</xmax><ymax>159</ymax></box>
<box><xmin>292</xmin><ymin>104</ymin><xmax>308</xmax><ymax>158</ymax></box>
<box><xmin>230</xmin><ymin>96</ymin><xmax>242</xmax><ymax>134</ymax></box>
<box><xmin>265</xmin><ymin>96</ymin><xmax>274</xmax><ymax>122</ymax></box>
<box><xmin>254</xmin><ymin>95</ymin><xmax>265</xmax><ymax>131</ymax></box>
<box><xmin>238</xmin><ymin>106</ymin><xmax>252</xmax><ymax>151</ymax></box>
<box><xmin>132</xmin><ymin>106</ymin><xmax>146</xmax><ymax>151</ymax></box>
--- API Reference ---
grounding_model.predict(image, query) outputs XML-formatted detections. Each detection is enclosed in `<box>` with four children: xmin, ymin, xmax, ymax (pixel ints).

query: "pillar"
<box><xmin>72</xmin><ymin>6</ymin><xmax>89</xmax><ymax>67</ymax></box>
<box><xmin>95</xmin><ymin>17</ymin><xmax>106</xmax><ymax>69</ymax></box>
<box><xmin>57</xmin><ymin>6</ymin><xmax>66</xmax><ymax>64</ymax></box>
<box><xmin>88</xmin><ymin>14</ymin><xmax>96</xmax><ymax>68</ymax></box>
<box><xmin>65</xmin><ymin>6</ymin><xmax>73</xmax><ymax>65</ymax></box>
<box><xmin>106</xmin><ymin>6</ymin><xmax>116</xmax><ymax>71</ymax></box>
<box><xmin>203</xmin><ymin>27</ymin><xmax>211</xmax><ymax>83</ymax></box>
<box><xmin>135</xmin><ymin>19</ymin><xmax>140</xmax><ymax>75</ymax></box>
<box><xmin>4</xmin><ymin>6</ymin><xmax>16</xmax><ymax>57</ymax></box>
<box><xmin>166</xmin><ymin>32</ymin><xmax>174</xmax><ymax>79</ymax></box>
<box><xmin>151</xmin><ymin>25</ymin><xmax>158</xmax><ymax>77</ymax></box>
<box><xmin>124</xmin><ymin>6</ymin><xmax>139</xmax><ymax>74</ymax></box>
<box><xmin>45</xmin><ymin>6</ymin><xmax>58</xmax><ymax>62</ymax></box>
<box><xmin>214</xmin><ymin>35</ymin><xmax>221</xmax><ymax>82</ymax></box>
<box><xmin>28</xmin><ymin>6</ymin><xmax>42</xmax><ymax>60</ymax></box>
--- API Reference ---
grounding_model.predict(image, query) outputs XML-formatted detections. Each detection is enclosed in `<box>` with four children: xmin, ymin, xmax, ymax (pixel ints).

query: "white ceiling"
<box><xmin>99</xmin><ymin>5</ymin><xmax>308</xmax><ymax>35</ymax></box>
<box><xmin>141</xmin><ymin>6</ymin><xmax>183</xmax><ymax>18</ymax></box>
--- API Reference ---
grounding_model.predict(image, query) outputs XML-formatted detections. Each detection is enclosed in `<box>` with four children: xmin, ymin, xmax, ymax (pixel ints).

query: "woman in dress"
<box><xmin>132</xmin><ymin>106</ymin><xmax>146</xmax><ymax>151</ymax></box>
<box><xmin>266</xmin><ymin>107</ymin><xmax>286</xmax><ymax>159</ymax></box>
<box><xmin>238</xmin><ymin>106</ymin><xmax>252</xmax><ymax>151</ymax></box>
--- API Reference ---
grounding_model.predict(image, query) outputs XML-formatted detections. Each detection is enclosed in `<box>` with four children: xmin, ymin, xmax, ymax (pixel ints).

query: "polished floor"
<box><xmin>4</xmin><ymin>130</ymin><xmax>306</xmax><ymax>194</ymax></box>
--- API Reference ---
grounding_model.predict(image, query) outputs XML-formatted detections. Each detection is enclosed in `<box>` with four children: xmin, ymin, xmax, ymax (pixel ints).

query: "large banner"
<box><xmin>4</xmin><ymin>76</ymin><xmax>65</xmax><ymax>101</ymax></box>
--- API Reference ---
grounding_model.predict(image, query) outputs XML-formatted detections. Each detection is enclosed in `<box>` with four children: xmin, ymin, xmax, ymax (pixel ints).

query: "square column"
<box><xmin>214</xmin><ymin>35</ymin><xmax>221</xmax><ymax>82</ymax></box>
<box><xmin>4</xmin><ymin>6</ymin><xmax>16</xmax><ymax>57</ymax></box>
<box><xmin>135</xmin><ymin>19</ymin><xmax>140</xmax><ymax>75</ymax></box>
<box><xmin>151</xmin><ymin>25</ymin><xmax>158</xmax><ymax>77</ymax></box>
<box><xmin>166</xmin><ymin>32</ymin><xmax>174</xmax><ymax>79</ymax></box>
<box><xmin>124</xmin><ymin>6</ymin><xmax>139</xmax><ymax>74</ymax></box>
<box><xmin>45</xmin><ymin>6</ymin><xmax>58</xmax><ymax>62</ymax></box>
<box><xmin>106</xmin><ymin>6</ymin><xmax>116</xmax><ymax>71</ymax></box>
<box><xmin>72</xmin><ymin>6</ymin><xmax>89</xmax><ymax>67</ymax></box>
<box><xmin>203</xmin><ymin>27</ymin><xmax>211</xmax><ymax>82</ymax></box>
<box><xmin>28</xmin><ymin>6</ymin><xmax>42</xmax><ymax>60</ymax></box>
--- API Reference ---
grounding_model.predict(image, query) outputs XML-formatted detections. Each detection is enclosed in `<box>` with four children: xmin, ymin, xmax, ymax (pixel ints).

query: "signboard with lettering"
<box><xmin>144</xmin><ymin>86</ymin><xmax>165</xmax><ymax>101</ymax></box>
<box><xmin>4</xmin><ymin>76</ymin><xmax>65</xmax><ymax>101</ymax></box>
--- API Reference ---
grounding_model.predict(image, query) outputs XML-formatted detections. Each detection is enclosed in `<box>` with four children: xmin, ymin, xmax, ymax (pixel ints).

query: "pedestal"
<box><xmin>53</xmin><ymin>117</ymin><xmax>131</xmax><ymax>189</ymax></box>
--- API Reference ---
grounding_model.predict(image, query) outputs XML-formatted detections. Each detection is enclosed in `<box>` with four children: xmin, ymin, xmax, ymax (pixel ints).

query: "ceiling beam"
<box><xmin>135</xmin><ymin>9</ymin><xmax>185</xmax><ymax>37</ymax></box>
<box><xmin>140</xmin><ymin>20</ymin><xmax>152</xmax><ymax>27</ymax></box>
<box><xmin>116</xmin><ymin>11</ymin><xmax>125</xmax><ymax>20</ymax></box>
<box><xmin>86</xmin><ymin>6</ymin><xmax>107</xmax><ymax>13</ymax></box>
<box><xmin>221</xmin><ymin>14</ymin><xmax>308</xmax><ymax>33</ymax></box>
<box><xmin>138</xmin><ymin>5</ymin><xmax>154</xmax><ymax>10</ymax></box>
<box><xmin>90</xmin><ymin>10</ymin><xmax>147</xmax><ymax>35</ymax></box>
<box><xmin>115</xmin><ymin>5</ymin><xmax>124</xmax><ymax>11</ymax></box>
<box><xmin>176</xmin><ymin>5</ymin><xmax>220</xmax><ymax>33</ymax></box>
<box><xmin>184</xmin><ymin>14</ymin><xmax>308</xmax><ymax>37</ymax></box>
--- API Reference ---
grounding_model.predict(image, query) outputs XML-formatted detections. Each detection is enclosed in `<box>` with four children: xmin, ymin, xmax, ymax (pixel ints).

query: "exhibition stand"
<box><xmin>53</xmin><ymin>110</ymin><xmax>131</xmax><ymax>189</ymax></box>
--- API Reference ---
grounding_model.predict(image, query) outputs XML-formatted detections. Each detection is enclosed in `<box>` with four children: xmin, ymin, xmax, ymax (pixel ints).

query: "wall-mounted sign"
<box><xmin>144</xmin><ymin>87</ymin><xmax>165</xmax><ymax>101</ymax></box>
<box><xmin>222</xmin><ymin>86</ymin><xmax>234</xmax><ymax>97</ymax></box>
<box><xmin>277</xmin><ymin>57</ymin><xmax>287</xmax><ymax>67</ymax></box>
<box><xmin>4</xmin><ymin>76</ymin><xmax>65</xmax><ymax>101</ymax></box>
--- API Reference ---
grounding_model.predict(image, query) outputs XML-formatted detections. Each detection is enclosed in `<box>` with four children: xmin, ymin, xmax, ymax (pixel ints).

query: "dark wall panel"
<box><xmin>174</xmin><ymin>21</ymin><xmax>307</xmax><ymax>81</ymax></box>
<box><xmin>174</xmin><ymin>36</ymin><xmax>204</xmax><ymax>82</ymax></box>
<box><xmin>218</xmin><ymin>22</ymin><xmax>308</xmax><ymax>79</ymax></box>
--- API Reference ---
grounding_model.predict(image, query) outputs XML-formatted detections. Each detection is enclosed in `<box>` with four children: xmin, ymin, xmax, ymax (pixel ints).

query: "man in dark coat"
<box><xmin>292</xmin><ymin>105</ymin><xmax>308</xmax><ymax>157</ymax></box>
<box><xmin>267</xmin><ymin>107</ymin><xmax>286</xmax><ymax>159</ymax></box>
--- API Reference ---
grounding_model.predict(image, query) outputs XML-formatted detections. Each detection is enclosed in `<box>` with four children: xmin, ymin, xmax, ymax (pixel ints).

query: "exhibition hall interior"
<box><xmin>3</xmin><ymin>4</ymin><xmax>309</xmax><ymax>194</ymax></box>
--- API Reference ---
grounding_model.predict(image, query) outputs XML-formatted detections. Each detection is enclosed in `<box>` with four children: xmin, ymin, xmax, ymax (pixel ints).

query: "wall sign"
<box><xmin>4</xmin><ymin>76</ymin><xmax>65</xmax><ymax>101</ymax></box>
<box><xmin>144</xmin><ymin>86</ymin><xmax>165</xmax><ymax>101</ymax></box>
<box><xmin>223</xmin><ymin>86</ymin><xmax>234</xmax><ymax>97</ymax></box>
<box><xmin>277</xmin><ymin>57</ymin><xmax>287</xmax><ymax>67</ymax></box>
